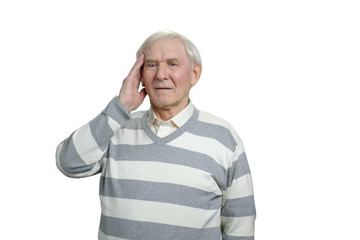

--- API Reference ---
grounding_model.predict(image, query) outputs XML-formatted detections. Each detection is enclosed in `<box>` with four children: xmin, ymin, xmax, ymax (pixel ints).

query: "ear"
<box><xmin>190</xmin><ymin>64</ymin><xmax>202</xmax><ymax>87</ymax></box>
<box><xmin>141</xmin><ymin>77</ymin><xmax>145</xmax><ymax>87</ymax></box>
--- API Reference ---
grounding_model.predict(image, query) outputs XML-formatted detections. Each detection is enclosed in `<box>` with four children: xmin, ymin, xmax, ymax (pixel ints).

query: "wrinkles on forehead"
<box><xmin>143</xmin><ymin>38</ymin><xmax>191</xmax><ymax>64</ymax></box>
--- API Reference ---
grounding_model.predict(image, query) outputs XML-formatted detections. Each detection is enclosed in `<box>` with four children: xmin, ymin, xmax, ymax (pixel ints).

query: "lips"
<box><xmin>155</xmin><ymin>87</ymin><xmax>172</xmax><ymax>90</ymax></box>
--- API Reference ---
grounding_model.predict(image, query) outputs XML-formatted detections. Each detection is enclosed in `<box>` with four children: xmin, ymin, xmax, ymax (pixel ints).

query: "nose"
<box><xmin>156</xmin><ymin>62</ymin><xmax>169</xmax><ymax>80</ymax></box>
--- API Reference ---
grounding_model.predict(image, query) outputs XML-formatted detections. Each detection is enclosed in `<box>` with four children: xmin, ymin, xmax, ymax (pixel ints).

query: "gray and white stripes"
<box><xmin>56</xmin><ymin>97</ymin><xmax>256</xmax><ymax>240</ymax></box>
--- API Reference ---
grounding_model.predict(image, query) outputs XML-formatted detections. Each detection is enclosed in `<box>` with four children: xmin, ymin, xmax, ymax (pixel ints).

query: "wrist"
<box><xmin>117</xmin><ymin>95</ymin><xmax>133</xmax><ymax>113</ymax></box>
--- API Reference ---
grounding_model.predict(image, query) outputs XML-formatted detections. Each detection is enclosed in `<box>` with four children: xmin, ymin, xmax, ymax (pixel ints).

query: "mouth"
<box><xmin>155</xmin><ymin>87</ymin><xmax>172</xmax><ymax>90</ymax></box>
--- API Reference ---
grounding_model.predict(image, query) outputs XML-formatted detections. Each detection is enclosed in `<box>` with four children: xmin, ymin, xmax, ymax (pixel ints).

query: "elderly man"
<box><xmin>56</xmin><ymin>30</ymin><xmax>256</xmax><ymax>240</ymax></box>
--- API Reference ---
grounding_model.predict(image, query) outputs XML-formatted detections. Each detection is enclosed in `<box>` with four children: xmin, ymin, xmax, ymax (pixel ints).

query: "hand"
<box><xmin>118</xmin><ymin>54</ymin><xmax>147</xmax><ymax>112</ymax></box>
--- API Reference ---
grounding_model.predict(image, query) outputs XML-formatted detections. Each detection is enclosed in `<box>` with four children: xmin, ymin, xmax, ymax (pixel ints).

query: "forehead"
<box><xmin>145</xmin><ymin>38</ymin><xmax>188</xmax><ymax>60</ymax></box>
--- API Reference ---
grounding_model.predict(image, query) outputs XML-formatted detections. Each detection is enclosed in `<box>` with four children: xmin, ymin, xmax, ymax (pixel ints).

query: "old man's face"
<box><xmin>142</xmin><ymin>38</ymin><xmax>201</xmax><ymax>116</ymax></box>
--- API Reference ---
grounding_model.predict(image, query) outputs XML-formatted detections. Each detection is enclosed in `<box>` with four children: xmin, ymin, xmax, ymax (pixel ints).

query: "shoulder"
<box><xmin>121</xmin><ymin>110</ymin><xmax>147</xmax><ymax>130</ymax></box>
<box><xmin>195</xmin><ymin>109</ymin><xmax>246</xmax><ymax>162</ymax></box>
<box><xmin>186</xmin><ymin>109</ymin><xmax>242</xmax><ymax>153</ymax></box>
<box><xmin>196</xmin><ymin>109</ymin><xmax>241</xmax><ymax>143</ymax></box>
<box><xmin>130</xmin><ymin>110</ymin><xmax>147</xmax><ymax>119</ymax></box>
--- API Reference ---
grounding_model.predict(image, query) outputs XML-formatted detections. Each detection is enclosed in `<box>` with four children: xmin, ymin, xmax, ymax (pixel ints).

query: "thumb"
<box><xmin>139</xmin><ymin>88</ymin><xmax>147</xmax><ymax>100</ymax></box>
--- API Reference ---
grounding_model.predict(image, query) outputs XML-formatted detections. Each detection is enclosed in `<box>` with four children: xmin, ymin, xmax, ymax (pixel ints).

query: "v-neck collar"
<box><xmin>142</xmin><ymin>108</ymin><xmax>199</xmax><ymax>145</ymax></box>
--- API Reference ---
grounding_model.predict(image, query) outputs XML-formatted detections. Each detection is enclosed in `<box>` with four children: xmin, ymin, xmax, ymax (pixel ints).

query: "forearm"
<box><xmin>56</xmin><ymin>97</ymin><xmax>130</xmax><ymax>178</ymax></box>
<box><xmin>221</xmin><ymin>142</ymin><xmax>256</xmax><ymax>239</ymax></box>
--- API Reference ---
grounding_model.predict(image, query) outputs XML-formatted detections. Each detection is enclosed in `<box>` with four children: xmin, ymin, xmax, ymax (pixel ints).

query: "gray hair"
<box><xmin>136</xmin><ymin>30</ymin><xmax>202</xmax><ymax>65</ymax></box>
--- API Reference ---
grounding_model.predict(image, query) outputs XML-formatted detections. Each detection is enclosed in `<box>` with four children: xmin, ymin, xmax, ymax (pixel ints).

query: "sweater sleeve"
<box><xmin>221</xmin><ymin>140</ymin><xmax>256</xmax><ymax>240</ymax></box>
<box><xmin>56</xmin><ymin>97</ymin><xmax>130</xmax><ymax>178</ymax></box>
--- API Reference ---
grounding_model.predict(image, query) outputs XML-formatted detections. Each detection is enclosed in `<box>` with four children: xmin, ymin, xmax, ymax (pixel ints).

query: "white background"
<box><xmin>1</xmin><ymin>0</ymin><xmax>359</xmax><ymax>239</ymax></box>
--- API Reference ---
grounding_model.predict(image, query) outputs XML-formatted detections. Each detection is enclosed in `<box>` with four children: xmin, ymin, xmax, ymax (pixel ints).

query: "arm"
<box><xmin>56</xmin><ymin>98</ymin><xmax>130</xmax><ymax>178</ymax></box>
<box><xmin>221</xmin><ymin>141</ymin><xmax>256</xmax><ymax>239</ymax></box>
<box><xmin>56</xmin><ymin>54</ymin><xmax>147</xmax><ymax>178</ymax></box>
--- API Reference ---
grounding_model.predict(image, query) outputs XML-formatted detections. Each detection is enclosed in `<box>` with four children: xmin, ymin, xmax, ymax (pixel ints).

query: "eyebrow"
<box><xmin>144</xmin><ymin>58</ymin><xmax>179</xmax><ymax>63</ymax></box>
<box><xmin>144</xmin><ymin>59</ymin><xmax>157</xmax><ymax>64</ymax></box>
<box><xmin>166</xmin><ymin>58</ymin><xmax>179</xmax><ymax>62</ymax></box>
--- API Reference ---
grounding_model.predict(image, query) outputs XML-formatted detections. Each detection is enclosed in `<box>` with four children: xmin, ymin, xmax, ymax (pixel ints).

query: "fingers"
<box><xmin>129</xmin><ymin>53</ymin><xmax>144</xmax><ymax>76</ymax></box>
<box><xmin>138</xmin><ymin>88</ymin><xmax>147</xmax><ymax>101</ymax></box>
<box><xmin>126</xmin><ymin>54</ymin><xmax>144</xmax><ymax>88</ymax></box>
<box><xmin>118</xmin><ymin>53</ymin><xmax>146</xmax><ymax>113</ymax></box>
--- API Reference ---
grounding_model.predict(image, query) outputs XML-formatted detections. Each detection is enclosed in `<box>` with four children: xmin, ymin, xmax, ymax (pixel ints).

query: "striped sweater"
<box><xmin>56</xmin><ymin>97</ymin><xmax>256</xmax><ymax>240</ymax></box>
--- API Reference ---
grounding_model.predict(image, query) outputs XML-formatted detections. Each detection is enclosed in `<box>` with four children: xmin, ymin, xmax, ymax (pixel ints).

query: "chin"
<box><xmin>152</xmin><ymin>100</ymin><xmax>173</xmax><ymax>109</ymax></box>
<box><xmin>151</xmin><ymin>96</ymin><xmax>177</xmax><ymax>108</ymax></box>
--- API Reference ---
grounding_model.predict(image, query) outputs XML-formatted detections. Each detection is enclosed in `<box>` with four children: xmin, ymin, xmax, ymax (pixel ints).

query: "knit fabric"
<box><xmin>56</xmin><ymin>97</ymin><xmax>256</xmax><ymax>240</ymax></box>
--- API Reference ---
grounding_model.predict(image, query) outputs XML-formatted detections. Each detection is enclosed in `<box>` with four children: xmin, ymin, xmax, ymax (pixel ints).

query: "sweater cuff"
<box><xmin>102</xmin><ymin>97</ymin><xmax>130</xmax><ymax>126</ymax></box>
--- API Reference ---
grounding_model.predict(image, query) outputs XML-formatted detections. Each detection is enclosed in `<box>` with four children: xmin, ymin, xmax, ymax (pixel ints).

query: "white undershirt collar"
<box><xmin>147</xmin><ymin>100</ymin><xmax>195</xmax><ymax>137</ymax></box>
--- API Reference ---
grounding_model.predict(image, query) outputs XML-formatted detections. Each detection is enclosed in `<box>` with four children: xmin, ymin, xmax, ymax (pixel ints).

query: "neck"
<box><xmin>151</xmin><ymin>100</ymin><xmax>189</xmax><ymax>121</ymax></box>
